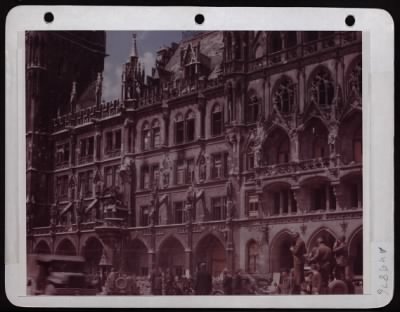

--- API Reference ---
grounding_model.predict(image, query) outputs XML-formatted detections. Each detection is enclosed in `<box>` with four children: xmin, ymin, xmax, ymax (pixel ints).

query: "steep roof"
<box><xmin>164</xmin><ymin>31</ymin><xmax>224</xmax><ymax>80</ymax></box>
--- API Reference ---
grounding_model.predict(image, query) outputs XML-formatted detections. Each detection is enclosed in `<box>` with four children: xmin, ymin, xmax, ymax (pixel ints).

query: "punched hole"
<box><xmin>345</xmin><ymin>15</ymin><xmax>355</xmax><ymax>27</ymax></box>
<box><xmin>44</xmin><ymin>12</ymin><xmax>54</xmax><ymax>23</ymax></box>
<box><xmin>195</xmin><ymin>14</ymin><xmax>205</xmax><ymax>25</ymax></box>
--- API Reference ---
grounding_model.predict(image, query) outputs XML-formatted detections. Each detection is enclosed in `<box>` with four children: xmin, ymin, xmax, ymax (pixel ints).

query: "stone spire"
<box><xmin>130</xmin><ymin>33</ymin><xmax>138</xmax><ymax>58</ymax></box>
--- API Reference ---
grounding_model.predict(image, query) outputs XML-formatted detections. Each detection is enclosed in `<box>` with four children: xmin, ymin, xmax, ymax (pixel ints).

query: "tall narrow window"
<box><xmin>211</xmin><ymin>104</ymin><xmax>223</xmax><ymax>136</ymax></box>
<box><xmin>248</xmin><ymin>193</ymin><xmax>259</xmax><ymax>217</ymax></box>
<box><xmin>310</xmin><ymin>68</ymin><xmax>335</xmax><ymax>107</ymax></box>
<box><xmin>140</xmin><ymin>206</ymin><xmax>149</xmax><ymax>226</ymax></box>
<box><xmin>211</xmin><ymin>154</ymin><xmax>222</xmax><ymax>179</ymax></box>
<box><xmin>312</xmin><ymin>186</ymin><xmax>327</xmax><ymax>211</ymax></box>
<box><xmin>174</xmin><ymin>202</ymin><xmax>185</xmax><ymax>224</ymax></box>
<box><xmin>312</xmin><ymin>136</ymin><xmax>326</xmax><ymax>158</ymax></box>
<box><xmin>105</xmin><ymin>132</ymin><xmax>113</xmax><ymax>152</ymax></box>
<box><xmin>247</xmin><ymin>241</ymin><xmax>259</xmax><ymax>274</ymax></box>
<box><xmin>151</xmin><ymin>165</ymin><xmax>160</xmax><ymax>188</ymax></box>
<box><xmin>114</xmin><ymin>130</ymin><xmax>121</xmax><ymax>150</ymax></box>
<box><xmin>176</xmin><ymin>160</ymin><xmax>185</xmax><ymax>185</ymax></box>
<box><xmin>175</xmin><ymin>114</ymin><xmax>184</xmax><ymax>144</ymax></box>
<box><xmin>212</xmin><ymin>197</ymin><xmax>226</xmax><ymax>220</ymax></box>
<box><xmin>273</xmin><ymin>192</ymin><xmax>280</xmax><ymax>215</ymax></box>
<box><xmin>142</xmin><ymin>166</ymin><xmax>150</xmax><ymax>189</ymax></box>
<box><xmin>142</xmin><ymin>122</ymin><xmax>151</xmax><ymax>151</ymax></box>
<box><xmin>247</xmin><ymin>143</ymin><xmax>255</xmax><ymax>170</ymax></box>
<box><xmin>80</xmin><ymin>139</ymin><xmax>87</xmax><ymax>157</ymax></box>
<box><xmin>152</xmin><ymin>120</ymin><xmax>161</xmax><ymax>148</ymax></box>
<box><xmin>277</xmin><ymin>140</ymin><xmax>290</xmax><ymax>163</ymax></box>
<box><xmin>105</xmin><ymin>167</ymin><xmax>113</xmax><ymax>188</ymax></box>
<box><xmin>186</xmin><ymin>159</ymin><xmax>195</xmax><ymax>184</ymax></box>
<box><xmin>186</xmin><ymin>111</ymin><xmax>195</xmax><ymax>142</ymax></box>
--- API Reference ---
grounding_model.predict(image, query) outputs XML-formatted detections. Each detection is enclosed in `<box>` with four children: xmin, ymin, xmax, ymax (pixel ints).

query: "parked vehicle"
<box><xmin>27</xmin><ymin>254</ymin><xmax>97</xmax><ymax>296</ymax></box>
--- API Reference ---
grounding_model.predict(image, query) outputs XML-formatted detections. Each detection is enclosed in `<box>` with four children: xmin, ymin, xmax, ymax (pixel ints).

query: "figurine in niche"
<box><xmin>198</xmin><ymin>156</ymin><xmax>206</xmax><ymax>181</ymax></box>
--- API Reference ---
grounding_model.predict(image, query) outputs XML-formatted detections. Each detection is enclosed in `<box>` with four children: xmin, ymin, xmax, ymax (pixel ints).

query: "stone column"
<box><xmin>148</xmin><ymin>249</ymin><xmax>156</xmax><ymax>271</ymax></box>
<box><xmin>162</xmin><ymin>104</ymin><xmax>169</xmax><ymax>147</ymax></box>
<box><xmin>185</xmin><ymin>249</ymin><xmax>193</xmax><ymax>277</ymax></box>
<box><xmin>298</xmin><ymin>68</ymin><xmax>306</xmax><ymax>114</ymax></box>
<box><xmin>94</xmin><ymin>124</ymin><xmax>101</xmax><ymax>161</ymax></box>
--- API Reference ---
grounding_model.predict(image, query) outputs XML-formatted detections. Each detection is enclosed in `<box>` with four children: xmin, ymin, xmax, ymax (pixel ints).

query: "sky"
<box><xmin>102</xmin><ymin>31</ymin><xmax>182</xmax><ymax>101</ymax></box>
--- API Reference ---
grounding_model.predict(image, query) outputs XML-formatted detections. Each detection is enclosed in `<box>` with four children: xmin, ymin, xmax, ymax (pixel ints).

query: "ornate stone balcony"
<box><xmin>248</xmin><ymin>31</ymin><xmax>360</xmax><ymax>73</ymax></box>
<box><xmin>52</xmin><ymin>100</ymin><xmax>123</xmax><ymax>132</ymax></box>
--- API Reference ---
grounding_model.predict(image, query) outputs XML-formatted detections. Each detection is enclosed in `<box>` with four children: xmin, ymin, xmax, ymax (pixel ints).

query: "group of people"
<box><xmin>290</xmin><ymin>232</ymin><xmax>350</xmax><ymax>294</ymax></box>
<box><xmin>150</xmin><ymin>267</ymin><xmax>194</xmax><ymax>295</ymax></box>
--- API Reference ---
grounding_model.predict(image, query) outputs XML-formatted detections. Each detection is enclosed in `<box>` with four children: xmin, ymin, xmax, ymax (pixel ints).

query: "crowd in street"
<box><xmin>89</xmin><ymin>232</ymin><xmax>351</xmax><ymax>295</ymax></box>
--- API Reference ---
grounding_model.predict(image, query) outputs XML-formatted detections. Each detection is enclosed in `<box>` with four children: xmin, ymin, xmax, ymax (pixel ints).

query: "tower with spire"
<box><xmin>121</xmin><ymin>33</ymin><xmax>145</xmax><ymax>108</ymax></box>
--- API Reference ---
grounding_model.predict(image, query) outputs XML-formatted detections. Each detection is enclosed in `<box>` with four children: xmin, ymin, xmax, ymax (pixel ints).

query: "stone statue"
<box><xmin>70</xmin><ymin>81</ymin><xmax>77</xmax><ymax>105</ymax></box>
<box><xmin>310</xmin><ymin>81</ymin><xmax>318</xmax><ymax>105</ymax></box>
<box><xmin>186</xmin><ymin>183</ymin><xmax>195</xmax><ymax>205</ymax></box>
<box><xmin>198</xmin><ymin>156</ymin><xmax>206</xmax><ymax>181</ymax></box>
<box><xmin>162</xmin><ymin>154</ymin><xmax>171</xmax><ymax>187</ymax></box>
<box><xmin>225</xmin><ymin>178</ymin><xmax>234</xmax><ymax>202</ymax></box>
<box><xmin>95</xmin><ymin>73</ymin><xmax>103</xmax><ymax>97</ymax></box>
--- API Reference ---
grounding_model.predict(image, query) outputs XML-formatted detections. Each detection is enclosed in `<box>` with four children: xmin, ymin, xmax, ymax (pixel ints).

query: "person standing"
<box><xmin>289</xmin><ymin>232</ymin><xmax>307</xmax><ymax>294</ymax></box>
<box><xmin>104</xmin><ymin>268</ymin><xmax>117</xmax><ymax>295</ymax></box>
<box><xmin>332</xmin><ymin>235</ymin><xmax>348</xmax><ymax>281</ymax></box>
<box><xmin>194</xmin><ymin>262</ymin><xmax>212</xmax><ymax>295</ymax></box>
<box><xmin>310</xmin><ymin>263</ymin><xmax>322</xmax><ymax>294</ymax></box>
<box><xmin>233</xmin><ymin>269</ymin><xmax>243</xmax><ymax>294</ymax></box>
<box><xmin>150</xmin><ymin>267</ymin><xmax>163</xmax><ymax>295</ymax></box>
<box><xmin>309</xmin><ymin>237</ymin><xmax>333</xmax><ymax>293</ymax></box>
<box><xmin>222</xmin><ymin>268</ymin><xmax>233</xmax><ymax>295</ymax></box>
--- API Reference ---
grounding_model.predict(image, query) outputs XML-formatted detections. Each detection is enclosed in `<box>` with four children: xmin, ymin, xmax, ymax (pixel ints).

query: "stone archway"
<box><xmin>270</xmin><ymin>231</ymin><xmax>294</xmax><ymax>273</ymax></box>
<box><xmin>125</xmin><ymin>239</ymin><xmax>149</xmax><ymax>276</ymax></box>
<box><xmin>307</xmin><ymin>228</ymin><xmax>337</xmax><ymax>251</ymax></box>
<box><xmin>55</xmin><ymin>238</ymin><xmax>77</xmax><ymax>256</ymax></box>
<box><xmin>158</xmin><ymin>236</ymin><xmax>186</xmax><ymax>277</ymax></box>
<box><xmin>33</xmin><ymin>240</ymin><xmax>51</xmax><ymax>254</ymax></box>
<box><xmin>82</xmin><ymin>237</ymin><xmax>104</xmax><ymax>275</ymax></box>
<box><xmin>348</xmin><ymin>227</ymin><xmax>363</xmax><ymax>277</ymax></box>
<box><xmin>195</xmin><ymin>234</ymin><xmax>226</xmax><ymax>277</ymax></box>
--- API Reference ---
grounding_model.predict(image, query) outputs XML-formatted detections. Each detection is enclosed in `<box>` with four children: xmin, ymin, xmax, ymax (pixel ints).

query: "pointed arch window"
<box><xmin>247</xmin><ymin>241</ymin><xmax>259</xmax><ymax>273</ymax></box>
<box><xmin>310</xmin><ymin>68</ymin><xmax>335</xmax><ymax>107</ymax></box>
<box><xmin>273</xmin><ymin>77</ymin><xmax>295</xmax><ymax>114</ymax></box>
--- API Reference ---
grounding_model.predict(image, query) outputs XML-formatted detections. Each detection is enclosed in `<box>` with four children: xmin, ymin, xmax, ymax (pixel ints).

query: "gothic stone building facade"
<box><xmin>27</xmin><ymin>31</ymin><xmax>363</xmax><ymax>280</ymax></box>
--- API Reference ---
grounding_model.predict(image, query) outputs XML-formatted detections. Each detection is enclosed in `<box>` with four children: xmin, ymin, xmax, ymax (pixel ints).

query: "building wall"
<box><xmin>27</xmin><ymin>31</ymin><xmax>363</xmax><ymax>278</ymax></box>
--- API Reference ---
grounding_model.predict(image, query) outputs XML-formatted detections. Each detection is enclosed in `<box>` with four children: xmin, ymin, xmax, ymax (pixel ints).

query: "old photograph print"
<box><xmin>26</xmin><ymin>30</ymin><xmax>363</xmax><ymax>296</ymax></box>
